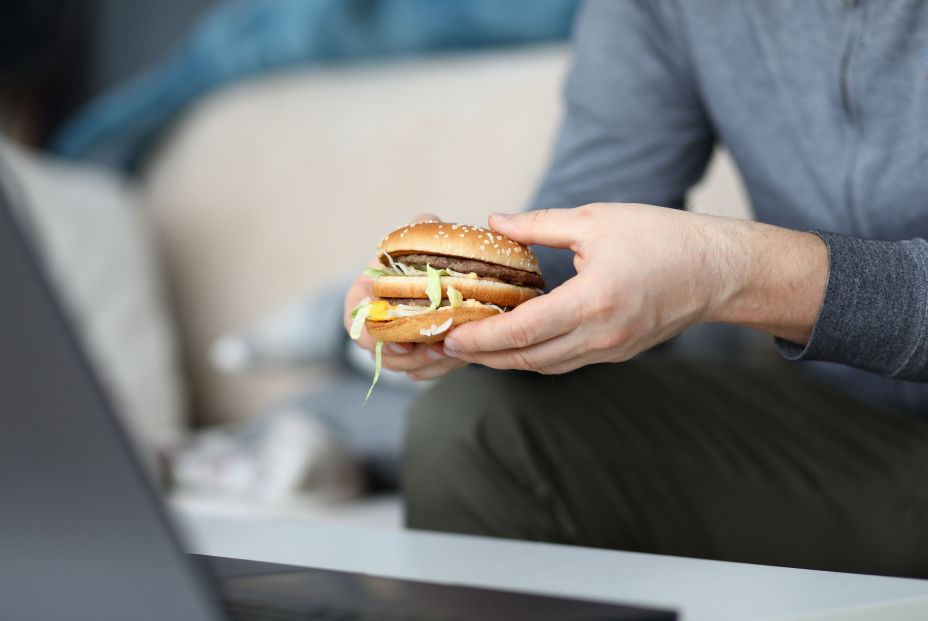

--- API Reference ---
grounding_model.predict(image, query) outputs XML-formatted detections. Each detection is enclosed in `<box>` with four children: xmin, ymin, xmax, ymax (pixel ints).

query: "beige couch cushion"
<box><xmin>2</xmin><ymin>140</ymin><xmax>187</xmax><ymax>451</ymax></box>
<box><xmin>144</xmin><ymin>45</ymin><xmax>748</xmax><ymax>425</ymax></box>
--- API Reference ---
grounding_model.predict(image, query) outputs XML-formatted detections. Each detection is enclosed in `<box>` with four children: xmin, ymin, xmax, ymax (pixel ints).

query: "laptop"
<box><xmin>0</xmin><ymin>174</ymin><xmax>675</xmax><ymax>620</ymax></box>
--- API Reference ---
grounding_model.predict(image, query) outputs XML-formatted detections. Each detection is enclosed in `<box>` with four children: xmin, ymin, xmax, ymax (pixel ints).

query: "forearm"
<box><xmin>707</xmin><ymin>218</ymin><xmax>829</xmax><ymax>346</ymax></box>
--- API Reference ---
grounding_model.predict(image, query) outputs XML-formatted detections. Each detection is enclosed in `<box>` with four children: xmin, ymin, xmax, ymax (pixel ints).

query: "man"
<box><xmin>345</xmin><ymin>0</ymin><xmax>928</xmax><ymax>576</ymax></box>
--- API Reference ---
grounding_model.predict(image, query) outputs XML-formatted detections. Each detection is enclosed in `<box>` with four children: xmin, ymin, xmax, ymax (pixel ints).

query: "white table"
<box><xmin>176</xmin><ymin>510</ymin><xmax>928</xmax><ymax>621</ymax></box>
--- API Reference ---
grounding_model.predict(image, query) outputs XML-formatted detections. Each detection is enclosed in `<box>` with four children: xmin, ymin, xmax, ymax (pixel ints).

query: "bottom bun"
<box><xmin>366</xmin><ymin>306</ymin><xmax>500</xmax><ymax>343</ymax></box>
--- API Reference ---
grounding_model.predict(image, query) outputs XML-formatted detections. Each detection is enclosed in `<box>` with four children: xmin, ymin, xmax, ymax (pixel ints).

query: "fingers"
<box><xmin>411</xmin><ymin>212</ymin><xmax>442</xmax><ymax>224</ymax></box>
<box><xmin>375</xmin><ymin>342</ymin><xmax>450</xmax><ymax>373</ymax></box>
<box><xmin>444</xmin><ymin>279</ymin><xmax>584</xmax><ymax>355</ymax></box>
<box><xmin>487</xmin><ymin>208</ymin><xmax>585</xmax><ymax>249</ymax></box>
<box><xmin>407</xmin><ymin>357</ymin><xmax>468</xmax><ymax>381</ymax></box>
<box><xmin>448</xmin><ymin>331</ymin><xmax>585</xmax><ymax>373</ymax></box>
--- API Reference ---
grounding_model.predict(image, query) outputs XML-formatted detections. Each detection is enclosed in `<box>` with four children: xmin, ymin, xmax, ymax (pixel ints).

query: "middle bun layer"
<box><xmin>373</xmin><ymin>275</ymin><xmax>540</xmax><ymax>308</ymax></box>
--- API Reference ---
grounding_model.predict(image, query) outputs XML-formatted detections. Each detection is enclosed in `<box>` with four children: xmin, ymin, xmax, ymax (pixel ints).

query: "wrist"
<box><xmin>711</xmin><ymin>220</ymin><xmax>828</xmax><ymax>344</ymax></box>
<box><xmin>698</xmin><ymin>215</ymin><xmax>755</xmax><ymax>325</ymax></box>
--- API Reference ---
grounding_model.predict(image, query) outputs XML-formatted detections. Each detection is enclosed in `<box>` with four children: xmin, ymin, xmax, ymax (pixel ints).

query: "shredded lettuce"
<box><xmin>444</xmin><ymin>268</ymin><xmax>477</xmax><ymax>278</ymax></box>
<box><xmin>381</xmin><ymin>250</ymin><xmax>400</xmax><ymax>273</ymax></box>
<box><xmin>363</xmin><ymin>341</ymin><xmax>384</xmax><ymax>404</ymax></box>
<box><xmin>392</xmin><ymin>304</ymin><xmax>433</xmax><ymax>317</ymax></box>
<box><xmin>418</xmin><ymin>317</ymin><xmax>453</xmax><ymax>337</ymax></box>
<box><xmin>363</xmin><ymin>267</ymin><xmax>392</xmax><ymax>279</ymax></box>
<box><xmin>426</xmin><ymin>264</ymin><xmax>442</xmax><ymax>309</ymax></box>
<box><xmin>447</xmin><ymin>285</ymin><xmax>463</xmax><ymax>308</ymax></box>
<box><xmin>349</xmin><ymin>303</ymin><xmax>371</xmax><ymax>339</ymax></box>
<box><xmin>394</xmin><ymin>262</ymin><xmax>424</xmax><ymax>276</ymax></box>
<box><xmin>368</xmin><ymin>252</ymin><xmax>428</xmax><ymax>277</ymax></box>
<box><xmin>350</xmin><ymin>297</ymin><xmax>372</xmax><ymax>318</ymax></box>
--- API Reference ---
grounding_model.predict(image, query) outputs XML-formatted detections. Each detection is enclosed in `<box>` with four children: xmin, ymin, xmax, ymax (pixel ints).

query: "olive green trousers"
<box><xmin>403</xmin><ymin>358</ymin><xmax>928</xmax><ymax>577</ymax></box>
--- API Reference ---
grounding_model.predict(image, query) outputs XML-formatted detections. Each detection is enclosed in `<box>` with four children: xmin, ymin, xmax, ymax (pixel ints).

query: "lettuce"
<box><xmin>381</xmin><ymin>250</ymin><xmax>401</xmax><ymax>273</ymax></box>
<box><xmin>366</xmin><ymin>253</ymin><xmax>426</xmax><ymax>277</ymax></box>
<box><xmin>418</xmin><ymin>317</ymin><xmax>453</xmax><ymax>337</ymax></box>
<box><xmin>363</xmin><ymin>267</ymin><xmax>392</xmax><ymax>279</ymax></box>
<box><xmin>447</xmin><ymin>284</ymin><xmax>463</xmax><ymax>308</ymax></box>
<box><xmin>392</xmin><ymin>304</ymin><xmax>433</xmax><ymax>317</ymax></box>
<box><xmin>444</xmin><ymin>268</ymin><xmax>477</xmax><ymax>278</ymax></box>
<box><xmin>349</xmin><ymin>303</ymin><xmax>371</xmax><ymax>339</ymax></box>
<box><xmin>426</xmin><ymin>264</ymin><xmax>443</xmax><ymax>309</ymax></box>
<box><xmin>394</xmin><ymin>262</ymin><xmax>424</xmax><ymax>276</ymax></box>
<box><xmin>364</xmin><ymin>341</ymin><xmax>384</xmax><ymax>404</ymax></box>
<box><xmin>350</xmin><ymin>297</ymin><xmax>371</xmax><ymax>318</ymax></box>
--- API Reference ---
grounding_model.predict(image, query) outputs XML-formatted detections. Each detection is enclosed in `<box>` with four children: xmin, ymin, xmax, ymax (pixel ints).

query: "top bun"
<box><xmin>378</xmin><ymin>221</ymin><xmax>540</xmax><ymax>274</ymax></box>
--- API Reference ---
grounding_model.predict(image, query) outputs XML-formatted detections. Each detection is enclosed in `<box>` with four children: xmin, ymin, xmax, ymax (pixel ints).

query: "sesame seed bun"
<box><xmin>372</xmin><ymin>275</ymin><xmax>539</xmax><ymax>307</ymax></box>
<box><xmin>379</xmin><ymin>221</ymin><xmax>540</xmax><ymax>274</ymax></box>
<box><xmin>366</xmin><ymin>306</ymin><xmax>501</xmax><ymax>343</ymax></box>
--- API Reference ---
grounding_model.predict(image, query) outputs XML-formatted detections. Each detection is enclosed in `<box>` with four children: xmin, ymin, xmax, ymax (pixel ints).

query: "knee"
<box><xmin>402</xmin><ymin>367</ymin><xmax>501</xmax><ymax>513</ymax></box>
<box><xmin>401</xmin><ymin>367</ymin><xmax>544</xmax><ymax>537</ymax></box>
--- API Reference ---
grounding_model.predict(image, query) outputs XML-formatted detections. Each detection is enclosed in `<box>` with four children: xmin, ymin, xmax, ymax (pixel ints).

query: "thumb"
<box><xmin>487</xmin><ymin>209</ymin><xmax>580</xmax><ymax>249</ymax></box>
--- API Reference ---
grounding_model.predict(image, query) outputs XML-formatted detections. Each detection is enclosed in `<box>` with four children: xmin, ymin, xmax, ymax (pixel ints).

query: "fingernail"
<box><xmin>387</xmin><ymin>343</ymin><xmax>410</xmax><ymax>355</ymax></box>
<box><xmin>443</xmin><ymin>339</ymin><xmax>459</xmax><ymax>358</ymax></box>
<box><xmin>426</xmin><ymin>347</ymin><xmax>446</xmax><ymax>361</ymax></box>
<box><xmin>490</xmin><ymin>212</ymin><xmax>512</xmax><ymax>222</ymax></box>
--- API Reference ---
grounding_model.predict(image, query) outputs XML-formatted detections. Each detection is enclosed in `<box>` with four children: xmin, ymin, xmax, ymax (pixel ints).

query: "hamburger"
<box><xmin>350</xmin><ymin>221</ymin><xmax>545</xmax><ymax>345</ymax></box>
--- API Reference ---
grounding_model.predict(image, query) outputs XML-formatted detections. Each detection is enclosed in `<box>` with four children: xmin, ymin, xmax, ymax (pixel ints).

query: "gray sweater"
<box><xmin>531</xmin><ymin>0</ymin><xmax>928</xmax><ymax>414</ymax></box>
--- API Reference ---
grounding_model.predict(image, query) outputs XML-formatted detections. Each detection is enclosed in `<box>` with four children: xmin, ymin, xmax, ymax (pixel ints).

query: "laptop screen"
<box><xmin>0</xmin><ymin>173</ymin><xmax>223</xmax><ymax>621</ymax></box>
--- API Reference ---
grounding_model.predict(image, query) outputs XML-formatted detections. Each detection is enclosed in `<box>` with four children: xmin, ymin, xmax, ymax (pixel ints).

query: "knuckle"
<box><xmin>380</xmin><ymin>358</ymin><xmax>405</xmax><ymax>372</ymax></box>
<box><xmin>411</xmin><ymin>212</ymin><xmax>441</xmax><ymax>224</ymax></box>
<box><xmin>510</xmin><ymin>349</ymin><xmax>538</xmax><ymax>371</ymax></box>
<box><xmin>589</xmin><ymin>331</ymin><xmax>619</xmax><ymax>351</ymax></box>
<box><xmin>381</xmin><ymin>355</ymin><xmax>419</xmax><ymax>372</ymax></box>
<box><xmin>585</xmin><ymin>293</ymin><xmax>613</xmax><ymax>322</ymax></box>
<box><xmin>506</xmin><ymin>322</ymin><xmax>534</xmax><ymax>349</ymax></box>
<box><xmin>576</xmin><ymin>203</ymin><xmax>603</xmax><ymax>217</ymax></box>
<box><xmin>527</xmin><ymin>209</ymin><xmax>550</xmax><ymax>226</ymax></box>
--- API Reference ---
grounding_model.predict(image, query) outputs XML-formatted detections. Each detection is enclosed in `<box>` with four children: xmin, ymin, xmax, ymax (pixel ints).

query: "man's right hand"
<box><xmin>343</xmin><ymin>213</ymin><xmax>468</xmax><ymax>381</ymax></box>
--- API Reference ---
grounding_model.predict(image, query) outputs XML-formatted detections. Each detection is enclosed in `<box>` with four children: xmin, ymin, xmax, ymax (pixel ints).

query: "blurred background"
<box><xmin>1</xmin><ymin>0</ymin><xmax>750</xmax><ymax>527</ymax></box>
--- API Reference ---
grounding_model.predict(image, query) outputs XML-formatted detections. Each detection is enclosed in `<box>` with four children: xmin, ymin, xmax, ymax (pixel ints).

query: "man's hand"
<box><xmin>441</xmin><ymin>203</ymin><xmax>828</xmax><ymax>374</ymax></box>
<box><xmin>343</xmin><ymin>213</ymin><xmax>468</xmax><ymax>381</ymax></box>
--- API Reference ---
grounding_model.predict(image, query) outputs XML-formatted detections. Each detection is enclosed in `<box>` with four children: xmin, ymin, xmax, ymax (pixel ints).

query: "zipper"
<box><xmin>838</xmin><ymin>4</ymin><xmax>861</xmax><ymax>230</ymax></box>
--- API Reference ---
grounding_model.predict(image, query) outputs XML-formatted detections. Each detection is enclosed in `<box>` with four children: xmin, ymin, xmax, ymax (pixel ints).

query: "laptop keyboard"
<box><xmin>223</xmin><ymin>596</ymin><xmax>452</xmax><ymax>621</ymax></box>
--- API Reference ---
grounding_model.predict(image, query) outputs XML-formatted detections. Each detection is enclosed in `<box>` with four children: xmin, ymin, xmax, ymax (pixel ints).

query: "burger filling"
<box><xmin>385</xmin><ymin>253</ymin><xmax>545</xmax><ymax>288</ymax></box>
<box><xmin>359</xmin><ymin>257</ymin><xmax>514</xmax><ymax>323</ymax></box>
<box><xmin>352</xmin><ymin>251</ymin><xmax>536</xmax><ymax>404</ymax></box>
<box><xmin>372</xmin><ymin>297</ymin><xmax>511</xmax><ymax>309</ymax></box>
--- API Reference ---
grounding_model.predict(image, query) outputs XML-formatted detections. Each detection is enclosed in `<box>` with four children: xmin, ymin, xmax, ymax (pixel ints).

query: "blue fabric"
<box><xmin>53</xmin><ymin>0</ymin><xmax>578</xmax><ymax>170</ymax></box>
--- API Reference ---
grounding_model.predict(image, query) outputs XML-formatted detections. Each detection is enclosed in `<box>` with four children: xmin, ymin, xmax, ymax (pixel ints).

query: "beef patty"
<box><xmin>379</xmin><ymin>297</ymin><xmax>433</xmax><ymax>306</ymax></box>
<box><xmin>379</xmin><ymin>297</ymin><xmax>511</xmax><ymax>311</ymax></box>
<box><xmin>388</xmin><ymin>253</ymin><xmax>545</xmax><ymax>288</ymax></box>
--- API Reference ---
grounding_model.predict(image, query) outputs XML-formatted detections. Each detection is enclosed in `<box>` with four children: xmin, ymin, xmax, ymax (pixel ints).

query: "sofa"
<box><xmin>143</xmin><ymin>44</ymin><xmax>749</xmax><ymax>430</ymax></box>
<box><xmin>5</xmin><ymin>44</ymin><xmax>750</xmax><ymax>525</ymax></box>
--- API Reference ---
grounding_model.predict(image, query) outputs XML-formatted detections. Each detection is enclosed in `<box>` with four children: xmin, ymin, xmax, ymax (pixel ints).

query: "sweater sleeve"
<box><xmin>778</xmin><ymin>232</ymin><xmax>928</xmax><ymax>381</ymax></box>
<box><xmin>528</xmin><ymin>0</ymin><xmax>714</xmax><ymax>289</ymax></box>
